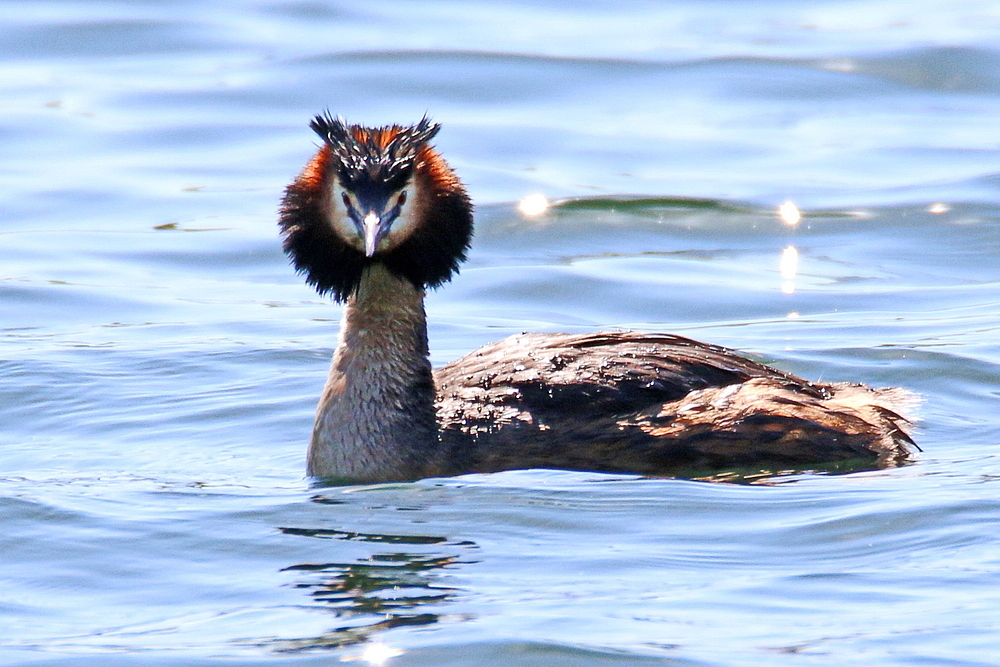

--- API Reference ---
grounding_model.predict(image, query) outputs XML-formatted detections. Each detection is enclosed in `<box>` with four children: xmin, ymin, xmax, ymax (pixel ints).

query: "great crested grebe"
<box><xmin>279</xmin><ymin>115</ymin><xmax>915</xmax><ymax>483</ymax></box>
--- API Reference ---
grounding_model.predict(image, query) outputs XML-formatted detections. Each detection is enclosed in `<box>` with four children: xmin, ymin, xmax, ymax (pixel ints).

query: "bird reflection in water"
<box><xmin>267</xmin><ymin>514</ymin><xmax>476</xmax><ymax>653</ymax></box>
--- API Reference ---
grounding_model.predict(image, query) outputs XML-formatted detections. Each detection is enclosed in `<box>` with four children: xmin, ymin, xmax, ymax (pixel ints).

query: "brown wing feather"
<box><xmin>432</xmin><ymin>332</ymin><xmax>914</xmax><ymax>477</ymax></box>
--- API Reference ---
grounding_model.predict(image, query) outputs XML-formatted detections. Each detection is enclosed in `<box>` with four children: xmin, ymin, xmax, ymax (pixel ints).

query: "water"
<box><xmin>2</xmin><ymin>1</ymin><xmax>1000</xmax><ymax>665</ymax></box>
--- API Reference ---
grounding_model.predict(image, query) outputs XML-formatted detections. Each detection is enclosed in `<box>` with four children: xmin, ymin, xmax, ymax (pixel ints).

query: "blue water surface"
<box><xmin>2</xmin><ymin>1</ymin><xmax>1000</xmax><ymax>665</ymax></box>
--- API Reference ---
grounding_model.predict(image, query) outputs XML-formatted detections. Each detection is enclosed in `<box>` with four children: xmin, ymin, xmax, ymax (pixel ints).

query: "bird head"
<box><xmin>280</xmin><ymin>115</ymin><xmax>473</xmax><ymax>301</ymax></box>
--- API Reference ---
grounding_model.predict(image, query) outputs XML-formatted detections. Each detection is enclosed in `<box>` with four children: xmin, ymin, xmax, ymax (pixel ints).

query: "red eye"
<box><xmin>398</xmin><ymin>191</ymin><xmax>407</xmax><ymax>205</ymax></box>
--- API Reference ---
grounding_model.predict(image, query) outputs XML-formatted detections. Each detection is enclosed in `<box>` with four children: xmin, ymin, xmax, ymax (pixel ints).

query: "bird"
<box><xmin>279</xmin><ymin>114</ymin><xmax>916</xmax><ymax>483</ymax></box>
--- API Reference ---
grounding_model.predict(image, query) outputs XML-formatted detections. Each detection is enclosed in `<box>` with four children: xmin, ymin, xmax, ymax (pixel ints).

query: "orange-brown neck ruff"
<box><xmin>279</xmin><ymin>120</ymin><xmax>473</xmax><ymax>302</ymax></box>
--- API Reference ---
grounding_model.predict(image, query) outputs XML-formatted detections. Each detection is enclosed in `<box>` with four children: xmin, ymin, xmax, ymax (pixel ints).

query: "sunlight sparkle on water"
<box><xmin>341</xmin><ymin>643</ymin><xmax>404</xmax><ymax>665</ymax></box>
<box><xmin>518</xmin><ymin>193</ymin><xmax>549</xmax><ymax>216</ymax></box>
<box><xmin>778</xmin><ymin>200</ymin><xmax>801</xmax><ymax>226</ymax></box>
<box><xmin>780</xmin><ymin>245</ymin><xmax>799</xmax><ymax>295</ymax></box>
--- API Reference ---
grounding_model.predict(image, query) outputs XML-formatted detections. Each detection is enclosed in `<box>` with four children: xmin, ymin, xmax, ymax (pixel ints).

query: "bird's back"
<box><xmin>433</xmin><ymin>331</ymin><xmax>915</xmax><ymax>478</ymax></box>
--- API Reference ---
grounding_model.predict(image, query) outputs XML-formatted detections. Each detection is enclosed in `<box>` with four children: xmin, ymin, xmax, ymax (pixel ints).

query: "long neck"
<box><xmin>308</xmin><ymin>264</ymin><xmax>438</xmax><ymax>482</ymax></box>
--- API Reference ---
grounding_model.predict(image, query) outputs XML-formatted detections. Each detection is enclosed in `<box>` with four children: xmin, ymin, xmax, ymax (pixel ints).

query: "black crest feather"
<box><xmin>279</xmin><ymin>115</ymin><xmax>473</xmax><ymax>302</ymax></box>
<box><xmin>310</xmin><ymin>113</ymin><xmax>440</xmax><ymax>194</ymax></box>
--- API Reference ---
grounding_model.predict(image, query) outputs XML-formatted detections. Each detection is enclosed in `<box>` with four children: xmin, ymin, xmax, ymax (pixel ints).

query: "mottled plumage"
<box><xmin>433</xmin><ymin>332</ymin><xmax>914</xmax><ymax>478</ymax></box>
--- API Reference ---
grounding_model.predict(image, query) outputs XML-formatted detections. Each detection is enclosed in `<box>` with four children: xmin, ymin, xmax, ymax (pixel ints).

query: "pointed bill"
<box><xmin>363</xmin><ymin>212</ymin><xmax>382</xmax><ymax>257</ymax></box>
